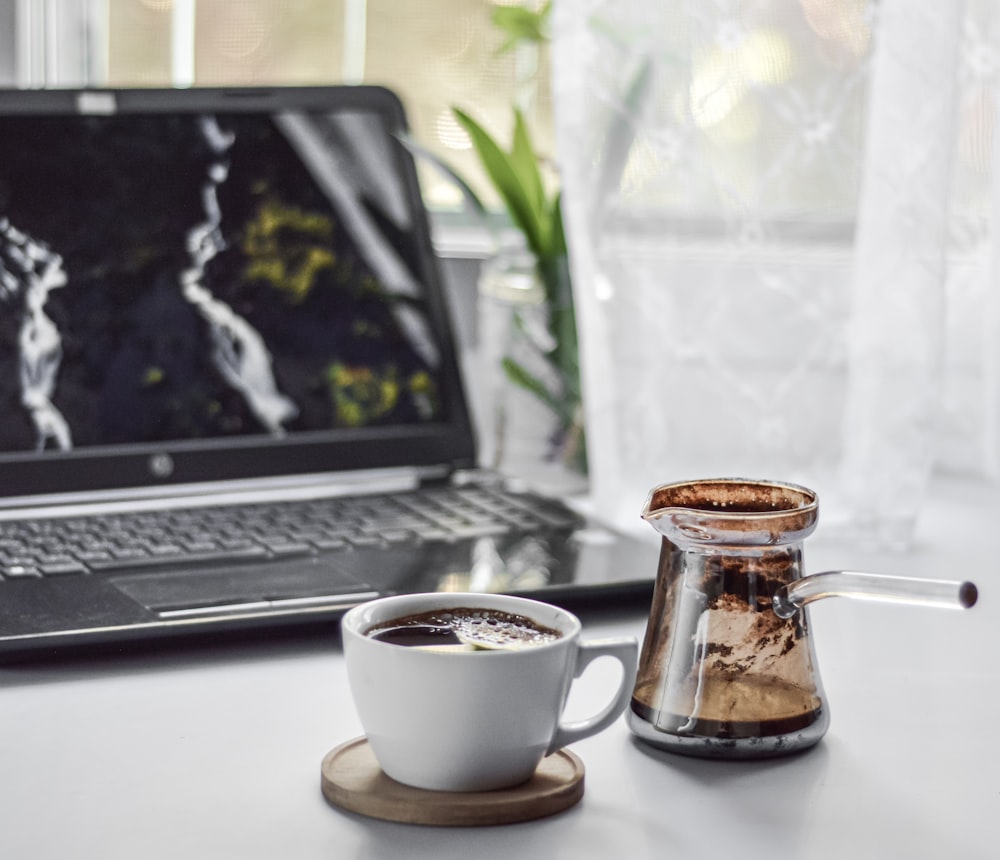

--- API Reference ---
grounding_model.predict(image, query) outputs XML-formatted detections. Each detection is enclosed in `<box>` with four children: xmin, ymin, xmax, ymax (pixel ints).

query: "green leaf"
<box><xmin>596</xmin><ymin>55</ymin><xmax>655</xmax><ymax>205</ymax></box>
<box><xmin>492</xmin><ymin>3</ymin><xmax>551</xmax><ymax>52</ymax></box>
<box><xmin>453</xmin><ymin>108</ymin><xmax>547</xmax><ymax>260</ymax></box>
<box><xmin>394</xmin><ymin>131</ymin><xmax>490</xmax><ymax>223</ymax></box>
<box><xmin>501</xmin><ymin>357</ymin><xmax>563</xmax><ymax>418</ymax></box>
<box><xmin>510</xmin><ymin>109</ymin><xmax>547</xmax><ymax>245</ymax></box>
<box><xmin>549</xmin><ymin>191</ymin><xmax>567</xmax><ymax>259</ymax></box>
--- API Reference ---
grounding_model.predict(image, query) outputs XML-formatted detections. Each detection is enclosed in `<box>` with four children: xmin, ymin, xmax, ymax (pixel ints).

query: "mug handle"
<box><xmin>546</xmin><ymin>637</ymin><xmax>638</xmax><ymax>755</ymax></box>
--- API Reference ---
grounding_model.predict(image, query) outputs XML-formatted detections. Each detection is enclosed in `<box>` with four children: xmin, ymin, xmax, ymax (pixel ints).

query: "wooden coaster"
<box><xmin>320</xmin><ymin>736</ymin><xmax>585</xmax><ymax>827</ymax></box>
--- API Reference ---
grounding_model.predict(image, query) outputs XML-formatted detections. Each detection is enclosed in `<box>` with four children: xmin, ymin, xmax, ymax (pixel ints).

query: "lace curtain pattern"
<box><xmin>553</xmin><ymin>0</ymin><xmax>998</xmax><ymax>547</ymax></box>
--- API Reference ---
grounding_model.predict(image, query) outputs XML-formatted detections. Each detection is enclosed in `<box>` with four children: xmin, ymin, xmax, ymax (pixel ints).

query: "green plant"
<box><xmin>393</xmin><ymin>3</ymin><xmax>585</xmax><ymax>473</ymax></box>
<box><xmin>452</xmin><ymin>107</ymin><xmax>584</xmax><ymax>474</ymax></box>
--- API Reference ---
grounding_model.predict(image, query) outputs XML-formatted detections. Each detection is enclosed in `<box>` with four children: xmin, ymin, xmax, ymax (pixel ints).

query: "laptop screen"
<box><xmin>0</xmin><ymin>87</ymin><xmax>474</xmax><ymax>498</ymax></box>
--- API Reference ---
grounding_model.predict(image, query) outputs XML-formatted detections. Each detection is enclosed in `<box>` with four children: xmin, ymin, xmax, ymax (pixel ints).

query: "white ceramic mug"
<box><xmin>341</xmin><ymin>592</ymin><xmax>638</xmax><ymax>792</ymax></box>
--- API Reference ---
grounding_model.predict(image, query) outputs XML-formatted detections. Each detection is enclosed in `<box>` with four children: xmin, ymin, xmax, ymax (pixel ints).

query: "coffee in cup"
<box><xmin>365</xmin><ymin>606</ymin><xmax>562</xmax><ymax>649</ymax></box>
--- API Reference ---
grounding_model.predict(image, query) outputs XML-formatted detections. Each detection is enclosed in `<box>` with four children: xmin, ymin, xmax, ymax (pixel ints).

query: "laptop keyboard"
<box><xmin>0</xmin><ymin>485</ymin><xmax>582</xmax><ymax>582</ymax></box>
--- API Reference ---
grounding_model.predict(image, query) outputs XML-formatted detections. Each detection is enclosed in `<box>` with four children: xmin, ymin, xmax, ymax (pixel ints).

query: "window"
<box><xmin>13</xmin><ymin>0</ymin><xmax>553</xmax><ymax>218</ymax></box>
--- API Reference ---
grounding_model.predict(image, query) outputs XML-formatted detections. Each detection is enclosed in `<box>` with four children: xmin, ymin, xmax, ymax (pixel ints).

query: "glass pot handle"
<box><xmin>773</xmin><ymin>571</ymin><xmax>978</xmax><ymax>619</ymax></box>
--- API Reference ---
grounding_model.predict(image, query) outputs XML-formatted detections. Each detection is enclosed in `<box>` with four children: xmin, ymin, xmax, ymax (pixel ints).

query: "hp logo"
<box><xmin>148</xmin><ymin>452</ymin><xmax>175</xmax><ymax>478</ymax></box>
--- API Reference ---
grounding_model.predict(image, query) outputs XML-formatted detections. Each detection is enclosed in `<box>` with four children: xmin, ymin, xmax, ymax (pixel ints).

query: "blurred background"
<box><xmin>2</xmin><ymin>0</ymin><xmax>999</xmax><ymax>547</ymax></box>
<box><xmin>0</xmin><ymin>0</ymin><xmax>550</xmax><ymax>216</ymax></box>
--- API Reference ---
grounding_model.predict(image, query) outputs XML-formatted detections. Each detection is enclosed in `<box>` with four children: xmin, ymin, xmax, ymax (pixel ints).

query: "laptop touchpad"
<box><xmin>111</xmin><ymin>556</ymin><xmax>376</xmax><ymax>617</ymax></box>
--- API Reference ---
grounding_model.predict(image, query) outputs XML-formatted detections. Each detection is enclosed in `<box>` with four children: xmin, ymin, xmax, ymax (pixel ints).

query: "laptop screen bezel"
<box><xmin>0</xmin><ymin>85</ymin><xmax>477</xmax><ymax>499</ymax></box>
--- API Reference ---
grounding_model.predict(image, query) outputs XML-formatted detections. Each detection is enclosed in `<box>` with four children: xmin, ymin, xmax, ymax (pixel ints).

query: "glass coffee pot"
<box><xmin>628</xmin><ymin>478</ymin><xmax>977</xmax><ymax>759</ymax></box>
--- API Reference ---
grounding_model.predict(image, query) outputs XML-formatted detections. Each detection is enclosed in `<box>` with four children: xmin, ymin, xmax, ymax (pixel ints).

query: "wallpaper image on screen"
<box><xmin>0</xmin><ymin>109</ymin><xmax>443</xmax><ymax>455</ymax></box>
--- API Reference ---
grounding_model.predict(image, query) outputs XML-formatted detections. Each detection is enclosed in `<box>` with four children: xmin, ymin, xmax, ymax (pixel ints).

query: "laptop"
<box><xmin>0</xmin><ymin>85</ymin><xmax>657</xmax><ymax>658</ymax></box>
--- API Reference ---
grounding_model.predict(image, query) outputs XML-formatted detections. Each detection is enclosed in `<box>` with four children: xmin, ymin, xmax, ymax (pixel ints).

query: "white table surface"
<box><xmin>1</xmin><ymin>474</ymin><xmax>996</xmax><ymax>860</ymax></box>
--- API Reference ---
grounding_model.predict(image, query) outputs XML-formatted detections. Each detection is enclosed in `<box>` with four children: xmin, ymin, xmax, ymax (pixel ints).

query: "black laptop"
<box><xmin>0</xmin><ymin>85</ymin><xmax>656</xmax><ymax>657</ymax></box>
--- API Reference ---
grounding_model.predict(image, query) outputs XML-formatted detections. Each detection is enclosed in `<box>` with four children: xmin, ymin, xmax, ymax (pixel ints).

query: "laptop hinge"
<box><xmin>0</xmin><ymin>466</ymin><xmax>450</xmax><ymax>521</ymax></box>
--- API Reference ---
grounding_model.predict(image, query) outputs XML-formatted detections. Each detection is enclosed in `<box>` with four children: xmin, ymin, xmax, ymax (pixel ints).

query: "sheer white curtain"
<box><xmin>553</xmin><ymin>0</ymin><xmax>996</xmax><ymax>547</ymax></box>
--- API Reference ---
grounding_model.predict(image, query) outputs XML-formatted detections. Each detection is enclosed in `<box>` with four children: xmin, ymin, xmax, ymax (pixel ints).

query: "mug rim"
<box><xmin>342</xmin><ymin>591</ymin><xmax>582</xmax><ymax>653</ymax></box>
